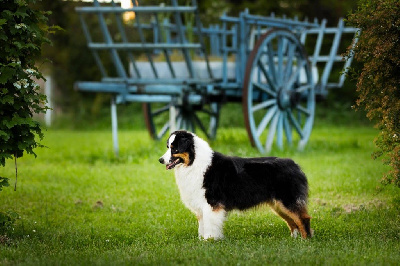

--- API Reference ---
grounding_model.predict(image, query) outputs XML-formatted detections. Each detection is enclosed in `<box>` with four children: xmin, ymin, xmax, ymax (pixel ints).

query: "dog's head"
<box><xmin>159</xmin><ymin>130</ymin><xmax>195</xmax><ymax>170</ymax></box>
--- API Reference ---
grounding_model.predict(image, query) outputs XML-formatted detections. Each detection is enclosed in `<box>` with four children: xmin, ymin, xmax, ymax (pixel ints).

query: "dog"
<box><xmin>159</xmin><ymin>130</ymin><xmax>312</xmax><ymax>240</ymax></box>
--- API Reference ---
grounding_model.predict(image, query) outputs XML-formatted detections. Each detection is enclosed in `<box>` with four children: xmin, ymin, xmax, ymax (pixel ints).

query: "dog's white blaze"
<box><xmin>168</xmin><ymin>134</ymin><xmax>176</xmax><ymax>148</ymax></box>
<box><xmin>160</xmin><ymin>134</ymin><xmax>175</xmax><ymax>163</ymax></box>
<box><xmin>174</xmin><ymin>133</ymin><xmax>224</xmax><ymax>239</ymax></box>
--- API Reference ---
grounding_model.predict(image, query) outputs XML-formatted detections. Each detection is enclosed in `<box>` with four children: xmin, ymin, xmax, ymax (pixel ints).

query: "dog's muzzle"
<box><xmin>159</xmin><ymin>156</ymin><xmax>182</xmax><ymax>170</ymax></box>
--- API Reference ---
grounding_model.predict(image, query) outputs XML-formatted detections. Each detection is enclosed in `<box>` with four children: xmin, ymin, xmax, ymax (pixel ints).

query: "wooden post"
<box><xmin>169</xmin><ymin>104</ymin><xmax>176</xmax><ymax>134</ymax></box>
<box><xmin>44</xmin><ymin>75</ymin><xmax>52</xmax><ymax>127</ymax></box>
<box><xmin>111</xmin><ymin>97</ymin><xmax>119</xmax><ymax>157</ymax></box>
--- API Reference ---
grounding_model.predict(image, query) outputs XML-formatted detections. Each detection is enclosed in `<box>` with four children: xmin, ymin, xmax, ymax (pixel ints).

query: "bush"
<box><xmin>0</xmin><ymin>211</ymin><xmax>18</xmax><ymax>234</ymax></box>
<box><xmin>0</xmin><ymin>0</ymin><xmax>52</xmax><ymax>184</ymax></box>
<box><xmin>347</xmin><ymin>0</ymin><xmax>400</xmax><ymax>186</ymax></box>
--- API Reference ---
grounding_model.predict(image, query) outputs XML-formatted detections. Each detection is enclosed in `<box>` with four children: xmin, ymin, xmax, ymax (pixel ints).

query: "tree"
<box><xmin>0</xmin><ymin>0</ymin><xmax>52</xmax><ymax>190</ymax></box>
<box><xmin>347</xmin><ymin>0</ymin><xmax>400</xmax><ymax>186</ymax></box>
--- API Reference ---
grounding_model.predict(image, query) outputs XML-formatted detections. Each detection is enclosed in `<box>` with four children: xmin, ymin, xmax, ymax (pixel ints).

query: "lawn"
<box><xmin>1</xmin><ymin>121</ymin><xmax>399</xmax><ymax>265</ymax></box>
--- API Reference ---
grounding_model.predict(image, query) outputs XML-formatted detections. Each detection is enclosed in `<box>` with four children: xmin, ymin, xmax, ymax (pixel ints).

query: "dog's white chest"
<box><xmin>175</xmin><ymin>167</ymin><xmax>207</xmax><ymax>213</ymax></box>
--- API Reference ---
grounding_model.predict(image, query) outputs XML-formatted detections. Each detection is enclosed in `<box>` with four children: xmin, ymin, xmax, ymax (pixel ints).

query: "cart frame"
<box><xmin>75</xmin><ymin>0</ymin><xmax>359</xmax><ymax>155</ymax></box>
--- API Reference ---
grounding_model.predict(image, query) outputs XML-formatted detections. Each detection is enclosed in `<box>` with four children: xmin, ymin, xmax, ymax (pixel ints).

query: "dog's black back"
<box><xmin>203</xmin><ymin>152</ymin><xmax>309</xmax><ymax>212</ymax></box>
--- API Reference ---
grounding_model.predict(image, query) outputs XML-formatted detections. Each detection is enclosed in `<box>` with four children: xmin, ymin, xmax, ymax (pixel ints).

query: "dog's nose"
<box><xmin>159</xmin><ymin>157</ymin><xmax>164</xmax><ymax>164</ymax></box>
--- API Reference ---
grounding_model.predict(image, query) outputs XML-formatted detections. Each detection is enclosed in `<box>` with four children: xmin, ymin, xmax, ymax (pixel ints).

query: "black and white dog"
<box><xmin>159</xmin><ymin>130</ymin><xmax>312</xmax><ymax>240</ymax></box>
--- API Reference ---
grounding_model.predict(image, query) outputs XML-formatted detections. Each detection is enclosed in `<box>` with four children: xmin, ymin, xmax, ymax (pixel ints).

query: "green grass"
<box><xmin>1</xmin><ymin>123</ymin><xmax>399</xmax><ymax>265</ymax></box>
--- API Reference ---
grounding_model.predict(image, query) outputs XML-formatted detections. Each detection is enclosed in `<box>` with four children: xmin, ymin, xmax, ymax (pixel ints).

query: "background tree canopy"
<box><xmin>199</xmin><ymin>0</ymin><xmax>357</xmax><ymax>26</ymax></box>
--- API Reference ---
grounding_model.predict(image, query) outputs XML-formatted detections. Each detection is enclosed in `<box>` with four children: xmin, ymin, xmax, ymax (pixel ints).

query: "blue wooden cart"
<box><xmin>75</xmin><ymin>0</ymin><xmax>359</xmax><ymax>155</ymax></box>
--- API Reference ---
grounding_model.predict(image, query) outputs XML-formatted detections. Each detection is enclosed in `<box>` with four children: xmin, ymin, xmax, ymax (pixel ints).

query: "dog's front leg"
<box><xmin>196</xmin><ymin>214</ymin><xmax>204</xmax><ymax>239</ymax></box>
<box><xmin>202</xmin><ymin>204</ymin><xmax>226</xmax><ymax>240</ymax></box>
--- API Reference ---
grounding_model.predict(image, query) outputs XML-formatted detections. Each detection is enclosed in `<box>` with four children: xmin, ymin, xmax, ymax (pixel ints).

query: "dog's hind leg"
<box><xmin>202</xmin><ymin>204</ymin><xmax>226</xmax><ymax>240</ymax></box>
<box><xmin>273</xmin><ymin>201</ymin><xmax>312</xmax><ymax>239</ymax></box>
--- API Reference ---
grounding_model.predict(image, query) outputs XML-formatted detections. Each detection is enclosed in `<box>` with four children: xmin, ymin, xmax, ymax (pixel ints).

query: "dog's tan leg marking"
<box><xmin>299</xmin><ymin>209</ymin><xmax>312</xmax><ymax>238</ymax></box>
<box><xmin>212</xmin><ymin>203</ymin><xmax>225</xmax><ymax>212</ymax></box>
<box><xmin>273</xmin><ymin>201</ymin><xmax>311</xmax><ymax>239</ymax></box>
<box><xmin>269</xmin><ymin>202</ymin><xmax>299</xmax><ymax>237</ymax></box>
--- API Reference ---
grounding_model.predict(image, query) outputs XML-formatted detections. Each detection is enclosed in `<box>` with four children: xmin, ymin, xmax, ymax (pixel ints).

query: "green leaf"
<box><xmin>0</xmin><ymin>130</ymin><xmax>10</xmax><ymax>141</ymax></box>
<box><xmin>0</xmin><ymin>177</ymin><xmax>9</xmax><ymax>191</ymax></box>
<box><xmin>0</xmin><ymin>67</ymin><xmax>16</xmax><ymax>84</ymax></box>
<box><xmin>0</xmin><ymin>95</ymin><xmax>14</xmax><ymax>105</ymax></box>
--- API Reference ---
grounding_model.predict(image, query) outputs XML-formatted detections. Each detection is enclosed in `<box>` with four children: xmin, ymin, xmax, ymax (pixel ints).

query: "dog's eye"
<box><xmin>172</xmin><ymin>148</ymin><xmax>178</xmax><ymax>153</ymax></box>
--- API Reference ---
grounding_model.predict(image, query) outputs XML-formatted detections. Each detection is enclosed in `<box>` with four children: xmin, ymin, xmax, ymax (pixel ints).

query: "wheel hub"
<box><xmin>277</xmin><ymin>89</ymin><xmax>300</xmax><ymax>110</ymax></box>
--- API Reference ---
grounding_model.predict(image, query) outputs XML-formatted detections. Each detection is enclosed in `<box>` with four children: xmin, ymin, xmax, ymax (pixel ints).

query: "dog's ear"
<box><xmin>178</xmin><ymin>137</ymin><xmax>193</xmax><ymax>153</ymax></box>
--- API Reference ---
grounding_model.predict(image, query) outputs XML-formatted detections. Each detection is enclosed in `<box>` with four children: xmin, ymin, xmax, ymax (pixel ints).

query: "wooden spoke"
<box><xmin>283</xmin><ymin>112</ymin><xmax>292</xmax><ymax>145</ymax></box>
<box><xmin>296</xmin><ymin>105</ymin><xmax>311</xmax><ymax>116</ymax></box>
<box><xmin>193</xmin><ymin>112</ymin><xmax>211</xmax><ymax>139</ymax></box>
<box><xmin>256</xmin><ymin>105</ymin><xmax>278</xmax><ymax>138</ymax></box>
<box><xmin>252</xmin><ymin>99</ymin><xmax>276</xmax><ymax>112</ymax></box>
<box><xmin>267</xmin><ymin>42</ymin><xmax>277</xmax><ymax>86</ymax></box>
<box><xmin>284</xmin><ymin>43</ymin><xmax>296</xmax><ymax>81</ymax></box>
<box><xmin>287</xmin><ymin>110</ymin><xmax>304</xmax><ymax>139</ymax></box>
<box><xmin>265</xmin><ymin>110</ymin><xmax>281</xmax><ymax>152</ymax></box>
<box><xmin>295</xmin><ymin>84</ymin><xmax>311</xmax><ymax>93</ymax></box>
<box><xmin>253</xmin><ymin>82</ymin><xmax>277</xmax><ymax>97</ymax></box>
<box><xmin>276</xmin><ymin>112</ymin><xmax>284</xmax><ymax>148</ymax></box>
<box><xmin>157</xmin><ymin>121</ymin><xmax>170</xmax><ymax>140</ymax></box>
<box><xmin>152</xmin><ymin>104</ymin><xmax>170</xmax><ymax>116</ymax></box>
<box><xmin>277</xmin><ymin>37</ymin><xmax>284</xmax><ymax>86</ymax></box>
<box><xmin>286</xmin><ymin>60</ymin><xmax>306</xmax><ymax>90</ymax></box>
<box><xmin>257</xmin><ymin>60</ymin><xmax>277</xmax><ymax>90</ymax></box>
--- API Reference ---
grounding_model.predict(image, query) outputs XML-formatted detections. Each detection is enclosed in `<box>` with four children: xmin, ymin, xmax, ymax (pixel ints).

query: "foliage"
<box><xmin>198</xmin><ymin>0</ymin><xmax>357</xmax><ymax>26</ymax></box>
<box><xmin>0</xmin><ymin>177</ymin><xmax>9</xmax><ymax>191</ymax></box>
<box><xmin>347</xmin><ymin>0</ymin><xmax>400</xmax><ymax>186</ymax></box>
<box><xmin>0</xmin><ymin>211</ymin><xmax>18</xmax><ymax>233</ymax></box>
<box><xmin>0</xmin><ymin>0</ymin><xmax>52</xmax><ymax>181</ymax></box>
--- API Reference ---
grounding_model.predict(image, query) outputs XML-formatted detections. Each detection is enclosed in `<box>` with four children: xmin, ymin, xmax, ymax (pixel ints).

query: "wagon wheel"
<box><xmin>243</xmin><ymin>29</ymin><xmax>315</xmax><ymax>153</ymax></box>
<box><xmin>142</xmin><ymin>100</ymin><xmax>220</xmax><ymax>140</ymax></box>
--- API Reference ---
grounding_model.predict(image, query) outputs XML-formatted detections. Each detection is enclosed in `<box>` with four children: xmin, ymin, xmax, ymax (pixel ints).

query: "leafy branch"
<box><xmin>0</xmin><ymin>0</ymin><xmax>53</xmax><ymax>190</ymax></box>
<box><xmin>347</xmin><ymin>0</ymin><xmax>400</xmax><ymax>186</ymax></box>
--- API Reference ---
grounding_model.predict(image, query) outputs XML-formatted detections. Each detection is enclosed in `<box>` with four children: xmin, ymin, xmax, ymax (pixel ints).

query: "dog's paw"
<box><xmin>291</xmin><ymin>229</ymin><xmax>299</xmax><ymax>238</ymax></box>
<box><xmin>202</xmin><ymin>234</ymin><xmax>224</xmax><ymax>241</ymax></box>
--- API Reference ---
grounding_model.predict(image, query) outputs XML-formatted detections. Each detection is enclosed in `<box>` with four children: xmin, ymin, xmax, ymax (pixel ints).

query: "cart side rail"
<box><xmin>75</xmin><ymin>0</ymin><xmax>215</xmax><ymax>93</ymax></box>
<box><xmin>219</xmin><ymin>10</ymin><xmax>321</xmax><ymax>87</ymax></box>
